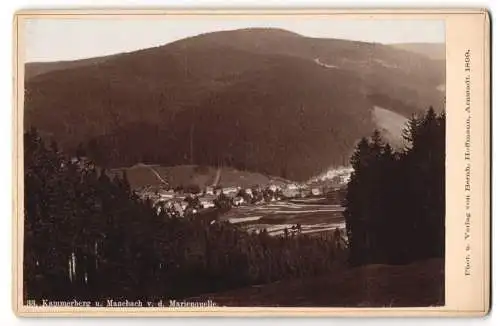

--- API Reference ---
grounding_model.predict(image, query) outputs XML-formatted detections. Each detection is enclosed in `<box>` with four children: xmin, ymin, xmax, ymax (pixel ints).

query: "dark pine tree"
<box><xmin>344</xmin><ymin>107</ymin><xmax>445</xmax><ymax>266</ymax></box>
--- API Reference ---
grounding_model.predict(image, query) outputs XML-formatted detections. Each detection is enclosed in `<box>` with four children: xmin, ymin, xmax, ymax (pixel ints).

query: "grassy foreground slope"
<box><xmin>189</xmin><ymin>258</ymin><xmax>444</xmax><ymax>307</ymax></box>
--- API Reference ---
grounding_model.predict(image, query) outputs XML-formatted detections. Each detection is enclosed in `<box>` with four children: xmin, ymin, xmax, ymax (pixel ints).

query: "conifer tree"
<box><xmin>344</xmin><ymin>107</ymin><xmax>445</xmax><ymax>265</ymax></box>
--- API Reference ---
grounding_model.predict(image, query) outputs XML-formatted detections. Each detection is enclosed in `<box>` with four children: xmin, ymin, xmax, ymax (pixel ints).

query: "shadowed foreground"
<box><xmin>190</xmin><ymin>258</ymin><xmax>444</xmax><ymax>307</ymax></box>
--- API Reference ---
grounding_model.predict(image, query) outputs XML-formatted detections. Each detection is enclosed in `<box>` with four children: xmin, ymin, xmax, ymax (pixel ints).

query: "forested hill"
<box><xmin>24</xmin><ymin>28</ymin><xmax>445</xmax><ymax>181</ymax></box>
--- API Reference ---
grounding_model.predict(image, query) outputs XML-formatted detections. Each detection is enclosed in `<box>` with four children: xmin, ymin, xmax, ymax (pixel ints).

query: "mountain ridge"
<box><xmin>24</xmin><ymin>27</ymin><xmax>445</xmax><ymax>181</ymax></box>
<box><xmin>389</xmin><ymin>43</ymin><xmax>445</xmax><ymax>61</ymax></box>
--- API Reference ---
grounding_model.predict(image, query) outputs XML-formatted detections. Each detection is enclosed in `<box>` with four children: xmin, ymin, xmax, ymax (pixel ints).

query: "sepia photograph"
<box><xmin>20</xmin><ymin>14</ymin><xmax>446</xmax><ymax>309</ymax></box>
<box><xmin>12</xmin><ymin>10</ymin><xmax>489</xmax><ymax>316</ymax></box>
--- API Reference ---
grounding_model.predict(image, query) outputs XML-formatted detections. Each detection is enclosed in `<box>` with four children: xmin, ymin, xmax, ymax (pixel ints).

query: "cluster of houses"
<box><xmin>135</xmin><ymin>166</ymin><xmax>354</xmax><ymax>218</ymax></box>
<box><xmin>307</xmin><ymin>166</ymin><xmax>354</xmax><ymax>186</ymax></box>
<box><xmin>139</xmin><ymin>183</ymin><xmax>284</xmax><ymax>218</ymax></box>
<box><xmin>139</xmin><ymin>183</ymin><xmax>298</xmax><ymax>217</ymax></box>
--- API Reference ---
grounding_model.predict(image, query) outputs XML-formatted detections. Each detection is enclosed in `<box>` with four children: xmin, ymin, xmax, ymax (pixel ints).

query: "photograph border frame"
<box><xmin>12</xmin><ymin>8</ymin><xmax>491</xmax><ymax>317</ymax></box>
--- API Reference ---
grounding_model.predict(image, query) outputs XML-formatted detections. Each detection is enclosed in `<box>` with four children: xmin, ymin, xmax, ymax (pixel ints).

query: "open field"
<box><xmin>221</xmin><ymin>200</ymin><xmax>345</xmax><ymax>236</ymax></box>
<box><xmin>371</xmin><ymin>105</ymin><xmax>408</xmax><ymax>148</ymax></box>
<box><xmin>109</xmin><ymin>164</ymin><xmax>289</xmax><ymax>190</ymax></box>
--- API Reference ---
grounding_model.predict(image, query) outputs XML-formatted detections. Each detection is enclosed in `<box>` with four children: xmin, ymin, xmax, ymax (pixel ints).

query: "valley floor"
<box><xmin>188</xmin><ymin>258</ymin><xmax>444</xmax><ymax>307</ymax></box>
<box><xmin>221</xmin><ymin>199</ymin><xmax>345</xmax><ymax>236</ymax></box>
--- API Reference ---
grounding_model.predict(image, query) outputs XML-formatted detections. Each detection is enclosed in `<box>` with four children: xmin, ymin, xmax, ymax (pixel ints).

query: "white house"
<box><xmin>268</xmin><ymin>184</ymin><xmax>278</xmax><ymax>192</ymax></box>
<box><xmin>340</xmin><ymin>174</ymin><xmax>351</xmax><ymax>184</ymax></box>
<box><xmin>233</xmin><ymin>196</ymin><xmax>245</xmax><ymax>206</ymax></box>
<box><xmin>283</xmin><ymin>188</ymin><xmax>300</xmax><ymax>198</ymax></box>
<box><xmin>199</xmin><ymin>195</ymin><xmax>216</xmax><ymax>209</ymax></box>
<box><xmin>311</xmin><ymin>188</ymin><xmax>322</xmax><ymax>196</ymax></box>
<box><xmin>223</xmin><ymin>186</ymin><xmax>239</xmax><ymax>197</ymax></box>
<box><xmin>201</xmin><ymin>200</ymin><xmax>215</xmax><ymax>209</ymax></box>
<box><xmin>159</xmin><ymin>189</ymin><xmax>175</xmax><ymax>199</ymax></box>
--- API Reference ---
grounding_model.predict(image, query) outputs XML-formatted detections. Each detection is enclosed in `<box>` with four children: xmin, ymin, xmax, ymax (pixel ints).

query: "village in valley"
<box><xmin>130</xmin><ymin>165</ymin><xmax>353</xmax><ymax>237</ymax></box>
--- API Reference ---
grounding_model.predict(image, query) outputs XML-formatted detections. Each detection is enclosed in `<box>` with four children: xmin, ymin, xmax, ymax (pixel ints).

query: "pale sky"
<box><xmin>24</xmin><ymin>17</ymin><xmax>445</xmax><ymax>62</ymax></box>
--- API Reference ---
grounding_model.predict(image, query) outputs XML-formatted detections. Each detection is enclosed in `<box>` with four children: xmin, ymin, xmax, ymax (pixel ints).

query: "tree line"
<box><xmin>23</xmin><ymin>127</ymin><xmax>345</xmax><ymax>302</ymax></box>
<box><xmin>23</xmin><ymin>106</ymin><xmax>444</xmax><ymax>302</ymax></box>
<box><xmin>344</xmin><ymin>107</ymin><xmax>445</xmax><ymax>266</ymax></box>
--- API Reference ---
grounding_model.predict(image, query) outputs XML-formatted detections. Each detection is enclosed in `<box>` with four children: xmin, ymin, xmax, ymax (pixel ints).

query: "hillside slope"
<box><xmin>24</xmin><ymin>28</ymin><xmax>445</xmax><ymax>181</ymax></box>
<box><xmin>189</xmin><ymin>258</ymin><xmax>444</xmax><ymax>307</ymax></box>
<box><xmin>371</xmin><ymin>106</ymin><xmax>409</xmax><ymax>148</ymax></box>
<box><xmin>108</xmin><ymin>164</ymin><xmax>283</xmax><ymax>190</ymax></box>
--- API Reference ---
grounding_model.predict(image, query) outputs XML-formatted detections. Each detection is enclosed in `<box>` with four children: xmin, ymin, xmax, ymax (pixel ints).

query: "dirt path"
<box><xmin>212</xmin><ymin>167</ymin><xmax>222</xmax><ymax>187</ymax></box>
<box><xmin>314</xmin><ymin>58</ymin><xmax>338</xmax><ymax>69</ymax></box>
<box><xmin>147</xmin><ymin>166</ymin><xmax>169</xmax><ymax>187</ymax></box>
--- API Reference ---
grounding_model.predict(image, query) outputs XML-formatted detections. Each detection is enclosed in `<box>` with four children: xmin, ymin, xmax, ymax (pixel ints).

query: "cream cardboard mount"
<box><xmin>12</xmin><ymin>9</ymin><xmax>491</xmax><ymax>317</ymax></box>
